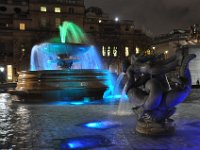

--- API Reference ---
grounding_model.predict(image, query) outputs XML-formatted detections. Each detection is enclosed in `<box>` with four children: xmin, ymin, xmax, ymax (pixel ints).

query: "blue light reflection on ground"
<box><xmin>48</xmin><ymin>101</ymin><xmax>85</xmax><ymax>106</ymax></box>
<box><xmin>70</xmin><ymin>102</ymin><xmax>85</xmax><ymax>105</ymax></box>
<box><xmin>186</xmin><ymin>121</ymin><xmax>200</xmax><ymax>127</ymax></box>
<box><xmin>79</xmin><ymin>121</ymin><xmax>121</xmax><ymax>130</ymax></box>
<box><xmin>47</xmin><ymin>100</ymin><xmax>105</xmax><ymax>106</ymax></box>
<box><xmin>60</xmin><ymin>135</ymin><xmax>112</xmax><ymax>150</ymax></box>
<box><xmin>68</xmin><ymin>141</ymin><xmax>82</xmax><ymax>149</ymax></box>
<box><xmin>47</xmin><ymin>94</ymin><xmax>124</xmax><ymax>106</ymax></box>
<box><xmin>103</xmin><ymin>94</ymin><xmax>128</xmax><ymax>100</ymax></box>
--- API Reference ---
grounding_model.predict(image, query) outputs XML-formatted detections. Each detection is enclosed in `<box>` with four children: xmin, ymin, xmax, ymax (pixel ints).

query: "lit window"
<box><xmin>147</xmin><ymin>49</ymin><xmax>151</xmax><ymax>55</ymax></box>
<box><xmin>125</xmin><ymin>47</ymin><xmax>129</xmax><ymax>56</ymax></box>
<box><xmin>102</xmin><ymin>46</ymin><xmax>106</xmax><ymax>56</ymax></box>
<box><xmin>55</xmin><ymin>7</ymin><xmax>61</xmax><ymax>13</ymax></box>
<box><xmin>135</xmin><ymin>47</ymin><xmax>140</xmax><ymax>54</ymax></box>
<box><xmin>19</xmin><ymin>23</ymin><xmax>25</xmax><ymax>30</ymax></box>
<box><xmin>107</xmin><ymin>46</ymin><xmax>111</xmax><ymax>57</ymax></box>
<box><xmin>113</xmin><ymin>46</ymin><xmax>117</xmax><ymax>57</ymax></box>
<box><xmin>40</xmin><ymin>6</ymin><xmax>47</xmax><ymax>12</ymax></box>
<box><xmin>7</xmin><ymin>65</ymin><xmax>13</xmax><ymax>81</ymax></box>
<box><xmin>55</xmin><ymin>18</ymin><xmax>61</xmax><ymax>28</ymax></box>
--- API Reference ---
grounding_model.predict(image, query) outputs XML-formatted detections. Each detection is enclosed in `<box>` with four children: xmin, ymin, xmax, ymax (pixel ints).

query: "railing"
<box><xmin>29</xmin><ymin>0</ymin><xmax>84</xmax><ymax>5</ymax></box>
<box><xmin>0</xmin><ymin>0</ymin><xmax>28</xmax><ymax>5</ymax></box>
<box><xmin>153</xmin><ymin>34</ymin><xmax>189</xmax><ymax>44</ymax></box>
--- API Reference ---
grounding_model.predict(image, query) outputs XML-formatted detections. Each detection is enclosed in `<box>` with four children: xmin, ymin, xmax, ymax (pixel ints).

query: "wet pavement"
<box><xmin>0</xmin><ymin>89</ymin><xmax>200</xmax><ymax>150</ymax></box>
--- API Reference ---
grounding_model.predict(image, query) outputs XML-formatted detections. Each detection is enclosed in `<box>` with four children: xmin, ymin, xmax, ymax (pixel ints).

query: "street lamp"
<box><xmin>0</xmin><ymin>67</ymin><xmax>4</xmax><ymax>72</ymax></box>
<box><xmin>115</xmin><ymin>17</ymin><xmax>119</xmax><ymax>22</ymax></box>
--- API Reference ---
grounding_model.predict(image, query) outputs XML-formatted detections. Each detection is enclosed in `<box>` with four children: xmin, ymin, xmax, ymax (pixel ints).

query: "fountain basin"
<box><xmin>10</xmin><ymin>70</ymin><xmax>109</xmax><ymax>102</ymax></box>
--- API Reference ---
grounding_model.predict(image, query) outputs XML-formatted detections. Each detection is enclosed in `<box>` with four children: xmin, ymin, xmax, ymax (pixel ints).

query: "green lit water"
<box><xmin>59</xmin><ymin>21</ymin><xmax>88</xmax><ymax>44</ymax></box>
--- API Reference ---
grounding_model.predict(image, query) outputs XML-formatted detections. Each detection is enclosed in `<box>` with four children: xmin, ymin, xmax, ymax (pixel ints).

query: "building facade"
<box><xmin>153</xmin><ymin>24</ymin><xmax>200</xmax><ymax>58</ymax></box>
<box><xmin>153</xmin><ymin>24</ymin><xmax>200</xmax><ymax>85</ymax></box>
<box><xmin>0</xmin><ymin>0</ymin><xmax>151</xmax><ymax>82</ymax></box>
<box><xmin>85</xmin><ymin>7</ymin><xmax>151</xmax><ymax>72</ymax></box>
<box><xmin>0</xmin><ymin>0</ymin><xmax>85</xmax><ymax>81</ymax></box>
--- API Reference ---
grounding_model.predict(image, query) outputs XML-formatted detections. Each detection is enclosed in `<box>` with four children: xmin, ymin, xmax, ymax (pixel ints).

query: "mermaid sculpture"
<box><xmin>124</xmin><ymin>50</ymin><xmax>196</xmax><ymax>135</ymax></box>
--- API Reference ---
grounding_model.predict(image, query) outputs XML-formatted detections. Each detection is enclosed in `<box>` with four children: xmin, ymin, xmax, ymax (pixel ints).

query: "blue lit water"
<box><xmin>30</xmin><ymin>43</ymin><xmax>103</xmax><ymax>71</ymax></box>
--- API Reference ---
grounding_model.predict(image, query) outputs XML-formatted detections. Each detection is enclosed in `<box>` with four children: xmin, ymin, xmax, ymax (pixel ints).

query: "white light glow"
<box><xmin>115</xmin><ymin>17</ymin><xmax>119</xmax><ymax>22</ymax></box>
<box><xmin>0</xmin><ymin>67</ymin><xmax>4</xmax><ymax>72</ymax></box>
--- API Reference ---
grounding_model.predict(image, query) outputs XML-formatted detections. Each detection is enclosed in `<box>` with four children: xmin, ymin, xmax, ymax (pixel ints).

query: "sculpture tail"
<box><xmin>164</xmin><ymin>54</ymin><xmax>196</xmax><ymax>109</ymax></box>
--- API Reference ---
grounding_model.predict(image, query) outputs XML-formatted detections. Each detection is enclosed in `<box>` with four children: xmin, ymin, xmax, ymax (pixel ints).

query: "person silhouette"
<box><xmin>196</xmin><ymin>79</ymin><xmax>200</xmax><ymax>86</ymax></box>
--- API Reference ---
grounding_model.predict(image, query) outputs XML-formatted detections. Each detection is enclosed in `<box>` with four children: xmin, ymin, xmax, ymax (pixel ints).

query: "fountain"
<box><xmin>11</xmin><ymin>21</ymin><xmax>111</xmax><ymax>102</ymax></box>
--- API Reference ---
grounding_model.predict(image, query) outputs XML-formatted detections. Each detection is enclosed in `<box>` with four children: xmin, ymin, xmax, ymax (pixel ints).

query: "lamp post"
<box><xmin>0</xmin><ymin>66</ymin><xmax>5</xmax><ymax>83</ymax></box>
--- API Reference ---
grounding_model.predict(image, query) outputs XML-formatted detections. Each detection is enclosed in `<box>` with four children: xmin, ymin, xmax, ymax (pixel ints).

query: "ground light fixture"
<box><xmin>79</xmin><ymin>121</ymin><xmax>121</xmax><ymax>130</ymax></box>
<box><xmin>60</xmin><ymin>135</ymin><xmax>112</xmax><ymax>149</ymax></box>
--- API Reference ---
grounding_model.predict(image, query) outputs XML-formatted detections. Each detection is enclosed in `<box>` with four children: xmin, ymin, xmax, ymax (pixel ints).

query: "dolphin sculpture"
<box><xmin>124</xmin><ymin>51</ymin><xmax>196</xmax><ymax>135</ymax></box>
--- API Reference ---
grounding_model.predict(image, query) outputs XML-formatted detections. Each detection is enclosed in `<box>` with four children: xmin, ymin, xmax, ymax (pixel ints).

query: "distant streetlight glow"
<box><xmin>0</xmin><ymin>67</ymin><xmax>4</xmax><ymax>72</ymax></box>
<box><xmin>165</xmin><ymin>50</ymin><xmax>168</xmax><ymax>54</ymax></box>
<box><xmin>99</xmin><ymin>19</ymin><xmax>102</xmax><ymax>23</ymax></box>
<box><xmin>115</xmin><ymin>17</ymin><xmax>119</xmax><ymax>22</ymax></box>
<box><xmin>164</xmin><ymin>50</ymin><xmax>169</xmax><ymax>59</ymax></box>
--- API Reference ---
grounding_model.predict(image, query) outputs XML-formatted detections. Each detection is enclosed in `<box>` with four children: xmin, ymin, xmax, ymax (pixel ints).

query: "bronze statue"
<box><xmin>124</xmin><ymin>51</ymin><xmax>196</xmax><ymax>135</ymax></box>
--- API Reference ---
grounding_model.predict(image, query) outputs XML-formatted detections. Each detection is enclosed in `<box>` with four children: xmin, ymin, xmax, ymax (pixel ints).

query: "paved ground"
<box><xmin>0</xmin><ymin>89</ymin><xmax>200</xmax><ymax>150</ymax></box>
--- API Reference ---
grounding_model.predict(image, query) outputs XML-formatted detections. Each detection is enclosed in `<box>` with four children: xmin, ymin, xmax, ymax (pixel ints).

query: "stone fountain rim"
<box><xmin>19</xmin><ymin>69</ymin><xmax>109</xmax><ymax>74</ymax></box>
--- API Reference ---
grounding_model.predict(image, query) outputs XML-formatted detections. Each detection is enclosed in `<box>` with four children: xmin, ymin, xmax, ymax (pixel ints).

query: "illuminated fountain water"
<box><xmin>30</xmin><ymin>43</ymin><xmax>103</xmax><ymax>70</ymax></box>
<box><xmin>30</xmin><ymin>22</ymin><xmax>102</xmax><ymax>71</ymax></box>
<box><xmin>13</xmin><ymin>21</ymin><xmax>113</xmax><ymax>102</ymax></box>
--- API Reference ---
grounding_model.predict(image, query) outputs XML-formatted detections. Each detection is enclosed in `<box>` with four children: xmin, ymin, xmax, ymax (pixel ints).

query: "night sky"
<box><xmin>85</xmin><ymin>0</ymin><xmax>200</xmax><ymax>35</ymax></box>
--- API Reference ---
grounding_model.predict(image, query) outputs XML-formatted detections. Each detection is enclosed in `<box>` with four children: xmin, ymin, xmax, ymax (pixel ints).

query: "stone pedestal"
<box><xmin>135</xmin><ymin>119</ymin><xmax>175</xmax><ymax>136</ymax></box>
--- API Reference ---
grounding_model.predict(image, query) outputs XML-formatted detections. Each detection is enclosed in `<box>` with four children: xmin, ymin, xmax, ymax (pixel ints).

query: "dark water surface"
<box><xmin>0</xmin><ymin>89</ymin><xmax>200</xmax><ymax>149</ymax></box>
